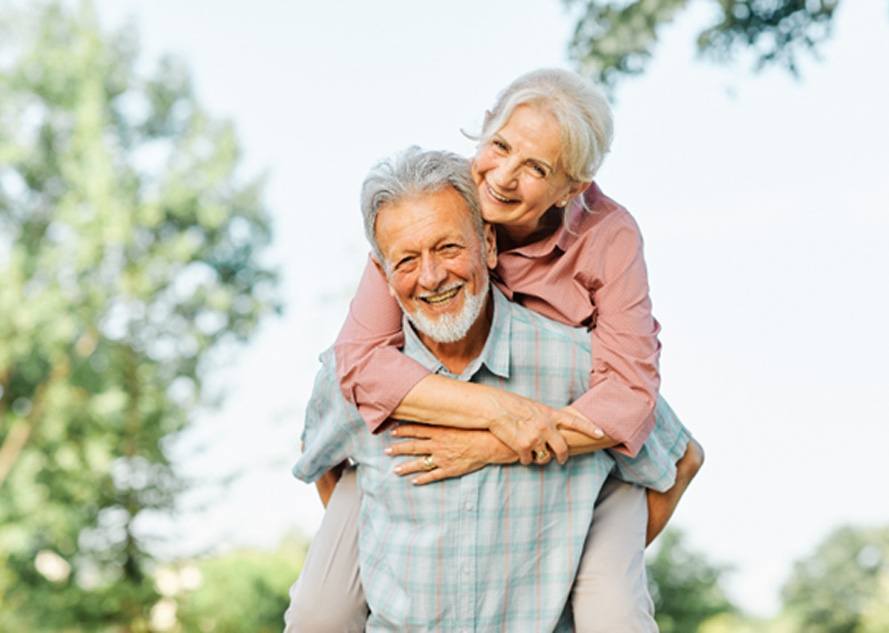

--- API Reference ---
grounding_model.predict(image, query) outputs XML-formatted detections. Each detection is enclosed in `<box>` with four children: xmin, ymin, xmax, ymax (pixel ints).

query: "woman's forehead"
<box><xmin>497</xmin><ymin>104</ymin><xmax>563</xmax><ymax>165</ymax></box>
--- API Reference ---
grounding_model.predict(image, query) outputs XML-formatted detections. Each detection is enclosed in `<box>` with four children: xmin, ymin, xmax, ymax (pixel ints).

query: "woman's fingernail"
<box><xmin>384</xmin><ymin>447</ymin><xmax>393</xmax><ymax>455</ymax></box>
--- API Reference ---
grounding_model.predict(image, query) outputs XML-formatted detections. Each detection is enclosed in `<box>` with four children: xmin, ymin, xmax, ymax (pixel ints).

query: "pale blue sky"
<box><xmin>93</xmin><ymin>0</ymin><xmax>889</xmax><ymax>616</ymax></box>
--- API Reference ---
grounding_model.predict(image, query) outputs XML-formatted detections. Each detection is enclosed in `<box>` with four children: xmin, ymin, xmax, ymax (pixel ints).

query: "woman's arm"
<box><xmin>387</xmin><ymin>409</ymin><xmax>619</xmax><ymax>485</ymax></box>
<box><xmin>335</xmin><ymin>257</ymin><xmax>605</xmax><ymax>464</ymax></box>
<box><xmin>567</xmin><ymin>207</ymin><xmax>661</xmax><ymax>457</ymax></box>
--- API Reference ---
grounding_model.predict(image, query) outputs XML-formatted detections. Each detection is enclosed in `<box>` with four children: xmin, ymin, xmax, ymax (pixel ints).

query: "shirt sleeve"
<box><xmin>333</xmin><ymin>255</ymin><xmax>431</xmax><ymax>432</ymax></box>
<box><xmin>293</xmin><ymin>351</ymin><xmax>361</xmax><ymax>483</ymax></box>
<box><xmin>569</xmin><ymin>215</ymin><xmax>661</xmax><ymax>457</ymax></box>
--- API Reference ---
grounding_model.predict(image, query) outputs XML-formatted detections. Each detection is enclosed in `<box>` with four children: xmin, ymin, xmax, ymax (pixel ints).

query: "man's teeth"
<box><xmin>422</xmin><ymin>287</ymin><xmax>460</xmax><ymax>304</ymax></box>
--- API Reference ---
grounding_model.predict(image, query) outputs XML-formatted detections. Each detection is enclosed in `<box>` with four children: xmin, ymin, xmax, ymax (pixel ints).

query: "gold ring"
<box><xmin>423</xmin><ymin>455</ymin><xmax>435</xmax><ymax>470</ymax></box>
<box><xmin>532</xmin><ymin>447</ymin><xmax>550</xmax><ymax>463</ymax></box>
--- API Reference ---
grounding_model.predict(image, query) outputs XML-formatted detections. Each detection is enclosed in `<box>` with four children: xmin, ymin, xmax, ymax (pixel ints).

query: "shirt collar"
<box><xmin>401</xmin><ymin>285</ymin><xmax>512</xmax><ymax>381</ymax></box>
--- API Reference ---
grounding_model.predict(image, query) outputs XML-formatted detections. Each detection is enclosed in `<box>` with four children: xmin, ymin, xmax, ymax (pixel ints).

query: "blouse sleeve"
<box><xmin>333</xmin><ymin>255</ymin><xmax>431</xmax><ymax>432</ymax></box>
<box><xmin>569</xmin><ymin>214</ymin><xmax>661</xmax><ymax>457</ymax></box>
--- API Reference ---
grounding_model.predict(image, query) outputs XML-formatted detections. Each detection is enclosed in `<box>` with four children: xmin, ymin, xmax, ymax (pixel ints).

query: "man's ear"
<box><xmin>371</xmin><ymin>255</ymin><xmax>397</xmax><ymax>298</ymax></box>
<box><xmin>482</xmin><ymin>223</ymin><xmax>498</xmax><ymax>270</ymax></box>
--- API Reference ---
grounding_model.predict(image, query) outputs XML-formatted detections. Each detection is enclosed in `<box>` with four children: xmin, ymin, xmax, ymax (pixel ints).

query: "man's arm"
<box><xmin>314</xmin><ymin>462</ymin><xmax>348</xmax><ymax>507</ymax></box>
<box><xmin>294</xmin><ymin>350</ymin><xmax>360</xmax><ymax>486</ymax></box>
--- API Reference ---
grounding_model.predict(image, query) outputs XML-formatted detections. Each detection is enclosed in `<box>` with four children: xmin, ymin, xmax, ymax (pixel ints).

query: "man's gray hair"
<box><xmin>360</xmin><ymin>146</ymin><xmax>484</xmax><ymax>265</ymax></box>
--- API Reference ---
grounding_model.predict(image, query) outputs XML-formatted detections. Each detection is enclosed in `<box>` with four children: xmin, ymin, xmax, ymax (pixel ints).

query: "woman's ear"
<box><xmin>567</xmin><ymin>180</ymin><xmax>592</xmax><ymax>201</ymax></box>
<box><xmin>482</xmin><ymin>223</ymin><xmax>498</xmax><ymax>270</ymax></box>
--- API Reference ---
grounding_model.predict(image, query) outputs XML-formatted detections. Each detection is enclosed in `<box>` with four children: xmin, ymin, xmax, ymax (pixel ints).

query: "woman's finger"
<box><xmin>392</xmin><ymin>424</ymin><xmax>434</xmax><ymax>439</ymax></box>
<box><xmin>543</xmin><ymin>429</ymin><xmax>569</xmax><ymax>465</ymax></box>
<box><xmin>394</xmin><ymin>457</ymin><xmax>436</xmax><ymax>477</ymax></box>
<box><xmin>556</xmin><ymin>408</ymin><xmax>604</xmax><ymax>440</ymax></box>
<box><xmin>411</xmin><ymin>468</ymin><xmax>452</xmax><ymax>485</ymax></box>
<box><xmin>532</xmin><ymin>445</ymin><xmax>553</xmax><ymax>466</ymax></box>
<box><xmin>386</xmin><ymin>440</ymin><xmax>429</xmax><ymax>457</ymax></box>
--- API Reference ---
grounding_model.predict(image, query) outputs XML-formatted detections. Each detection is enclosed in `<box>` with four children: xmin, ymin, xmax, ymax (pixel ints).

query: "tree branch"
<box><xmin>0</xmin><ymin>358</ymin><xmax>70</xmax><ymax>488</ymax></box>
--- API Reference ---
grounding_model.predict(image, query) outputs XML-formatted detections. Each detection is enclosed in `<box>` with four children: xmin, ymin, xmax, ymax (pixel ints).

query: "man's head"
<box><xmin>361</xmin><ymin>147</ymin><xmax>497</xmax><ymax>345</ymax></box>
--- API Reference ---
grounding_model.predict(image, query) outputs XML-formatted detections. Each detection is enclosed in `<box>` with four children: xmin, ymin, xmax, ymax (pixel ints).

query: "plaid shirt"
<box><xmin>295</xmin><ymin>288</ymin><xmax>686</xmax><ymax>632</ymax></box>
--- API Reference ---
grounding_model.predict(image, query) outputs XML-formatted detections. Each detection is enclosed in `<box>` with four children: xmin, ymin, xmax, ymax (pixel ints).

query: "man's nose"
<box><xmin>418</xmin><ymin>254</ymin><xmax>447</xmax><ymax>290</ymax></box>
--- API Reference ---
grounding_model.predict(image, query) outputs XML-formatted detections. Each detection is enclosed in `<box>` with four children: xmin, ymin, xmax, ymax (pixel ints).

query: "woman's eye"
<box><xmin>531</xmin><ymin>164</ymin><xmax>547</xmax><ymax>177</ymax></box>
<box><xmin>492</xmin><ymin>139</ymin><xmax>508</xmax><ymax>152</ymax></box>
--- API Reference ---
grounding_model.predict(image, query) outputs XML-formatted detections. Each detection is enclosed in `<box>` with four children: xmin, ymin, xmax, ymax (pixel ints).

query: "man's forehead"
<box><xmin>375</xmin><ymin>187</ymin><xmax>476</xmax><ymax>250</ymax></box>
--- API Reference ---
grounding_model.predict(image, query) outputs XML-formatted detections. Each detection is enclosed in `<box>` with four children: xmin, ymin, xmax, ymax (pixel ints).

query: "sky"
<box><xmin>91</xmin><ymin>0</ymin><xmax>889</xmax><ymax>617</ymax></box>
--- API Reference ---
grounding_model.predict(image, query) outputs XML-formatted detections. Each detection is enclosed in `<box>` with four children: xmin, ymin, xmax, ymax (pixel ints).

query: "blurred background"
<box><xmin>1</xmin><ymin>1</ymin><xmax>887</xmax><ymax>631</ymax></box>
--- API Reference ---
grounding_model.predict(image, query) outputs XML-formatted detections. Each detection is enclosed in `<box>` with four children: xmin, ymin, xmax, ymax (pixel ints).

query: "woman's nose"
<box><xmin>491</xmin><ymin>159</ymin><xmax>518</xmax><ymax>189</ymax></box>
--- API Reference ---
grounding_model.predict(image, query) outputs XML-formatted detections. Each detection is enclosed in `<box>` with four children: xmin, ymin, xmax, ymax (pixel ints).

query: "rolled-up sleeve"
<box><xmin>293</xmin><ymin>351</ymin><xmax>361</xmax><ymax>483</ymax></box>
<box><xmin>570</xmin><ymin>217</ymin><xmax>660</xmax><ymax>457</ymax></box>
<box><xmin>333</xmin><ymin>256</ymin><xmax>430</xmax><ymax>432</ymax></box>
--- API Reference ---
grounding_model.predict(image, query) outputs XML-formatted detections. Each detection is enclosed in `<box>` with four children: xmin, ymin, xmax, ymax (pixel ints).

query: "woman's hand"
<box><xmin>394</xmin><ymin>376</ymin><xmax>604</xmax><ymax>467</ymax></box>
<box><xmin>484</xmin><ymin>391</ymin><xmax>605</xmax><ymax>466</ymax></box>
<box><xmin>385</xmin><ymin>424</ymin><xmax>517</xmax><ymax>485</ymax></box>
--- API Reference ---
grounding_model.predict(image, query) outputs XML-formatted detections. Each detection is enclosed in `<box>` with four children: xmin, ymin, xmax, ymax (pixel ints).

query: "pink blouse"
<box><xmin>333</xmin><ymin>184</ymin><xmax>660</xmax><ymax>457</ymax></box>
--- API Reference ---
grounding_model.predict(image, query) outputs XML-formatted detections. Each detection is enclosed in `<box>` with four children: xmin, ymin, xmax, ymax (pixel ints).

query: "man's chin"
<box><xmin>404</xmin><ymin>287</ymin><xmax>488</xmax><ymax>345</ymax></box>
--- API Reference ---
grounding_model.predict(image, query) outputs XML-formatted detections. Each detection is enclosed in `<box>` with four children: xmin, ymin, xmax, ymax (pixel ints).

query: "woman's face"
<box><xmin>472</xmin><ymin>103</ymin><xmax>586</xmax><ymax>243</ymax></box>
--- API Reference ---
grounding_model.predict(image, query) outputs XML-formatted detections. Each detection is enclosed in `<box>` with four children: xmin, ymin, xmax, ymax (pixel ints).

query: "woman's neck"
<box><xmin>496</xmin><ymin>207</ymin><xmax>563</xmax><ymax>250</ymax></box>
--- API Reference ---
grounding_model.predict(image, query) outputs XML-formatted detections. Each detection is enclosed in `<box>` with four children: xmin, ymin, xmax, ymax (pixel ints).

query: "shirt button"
<box><xmin>464</xmin><ymin>501</ymin><xmax>474</xmax><ymax>511</ymax></box>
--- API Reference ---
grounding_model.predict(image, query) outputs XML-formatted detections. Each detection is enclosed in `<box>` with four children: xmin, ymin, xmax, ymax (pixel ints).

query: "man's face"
<box><xmin>374</xmin><ymin>187</ymin><xmax>497</xmax><ymax>344</ymax></box>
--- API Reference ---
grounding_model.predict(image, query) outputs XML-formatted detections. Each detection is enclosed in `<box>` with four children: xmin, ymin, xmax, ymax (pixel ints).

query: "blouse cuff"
<box><xmin>570</xmin><ymin>387</ymin><xmax>656</xmax><ymax>457</ymax></box>
<box><xmin>349</xmin><ymin>355</ymin><xmax>431</xmax><ymax>433</ymax></box>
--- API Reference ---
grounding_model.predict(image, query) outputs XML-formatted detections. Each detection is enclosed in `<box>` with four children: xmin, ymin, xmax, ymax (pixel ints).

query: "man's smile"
<box><xmin>418</xmin><ymin>284</ymin><xmax>462</xmax><ymax>306</ymax></box>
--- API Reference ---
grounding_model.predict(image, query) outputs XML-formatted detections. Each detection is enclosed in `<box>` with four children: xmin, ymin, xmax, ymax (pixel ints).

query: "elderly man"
<box><xmin>289</xmin><ymin>148</ymin><xmax>658</xmax><ymax>632</ymax></box>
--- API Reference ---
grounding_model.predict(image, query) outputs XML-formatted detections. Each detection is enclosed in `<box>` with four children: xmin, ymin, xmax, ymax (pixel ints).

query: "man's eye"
<box><xmin>395</xmin><ymin>256</ymin><xmax>416</xmax><ymax>270</ymax></box>
<box><xmin>440</xmin><ymin>244</ymin><xmax>462</xmax><ymax>254</ymax></box>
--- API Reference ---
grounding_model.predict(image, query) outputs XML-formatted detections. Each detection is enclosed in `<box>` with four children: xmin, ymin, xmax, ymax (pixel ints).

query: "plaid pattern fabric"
<box><xmin>295</xmin><ymin>288</ymin><xmax>684</xmax><ymax>632</ymax></box>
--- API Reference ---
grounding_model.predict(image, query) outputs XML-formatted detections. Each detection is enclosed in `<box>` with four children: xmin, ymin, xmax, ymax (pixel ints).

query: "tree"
<box><xmin>780</xmin><ymin>525</ymin><xmax>889</xmax><ymax>633</ymax></box>
<box><xmin>0</xmin><ymin>1</ymin><xmax>279</xmax><ymax>629</ymax></box>
<box><xmin>563</xmin><ymin>0</ymin><xmax>843</xmax><ymax>89</ymax></box>
<box><xmin>647</xmin><ymin>529</ymin><xmax>737</xmax><ymax>633</ymax></box>
<box><xmin>175</xmin><ymin>535</ymin><xmax>308</xmax><ymax>633</ymax></box>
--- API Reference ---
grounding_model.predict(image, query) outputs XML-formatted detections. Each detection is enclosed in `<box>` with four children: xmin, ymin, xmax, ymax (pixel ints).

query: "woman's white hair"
<box><xmin>472</xmin><ymin>68</ymin><xmax>614</xmax><ymax>184</ymax></box>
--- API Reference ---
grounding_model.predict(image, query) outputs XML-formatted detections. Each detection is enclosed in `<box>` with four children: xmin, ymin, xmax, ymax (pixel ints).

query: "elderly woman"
<box><xmin>288</xmin><ymin>69</ymin><xmax>704</xmax><ymax>632</ymax></box>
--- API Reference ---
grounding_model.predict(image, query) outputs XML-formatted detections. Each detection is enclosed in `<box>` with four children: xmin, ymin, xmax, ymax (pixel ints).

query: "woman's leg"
<box><xmin>645</xmin><ymin>437</ymin><xmax>705</xmax><ymax>545</ymax></box>
<box><xmin>283</xmin><ymin>467</ymin><xmax>368</xmax><ymax>633</ymax></box>
<box><xmin>571</xmin><ymin>477</ymin><xmax>658</xmax><ymax>633</ymax></box>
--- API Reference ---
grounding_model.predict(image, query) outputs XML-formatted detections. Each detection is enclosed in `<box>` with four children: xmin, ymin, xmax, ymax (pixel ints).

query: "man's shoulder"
<box><xmin>506</xmin><ymin>300</ymin><xmax>590</xmax><ymax>354</ymax></box>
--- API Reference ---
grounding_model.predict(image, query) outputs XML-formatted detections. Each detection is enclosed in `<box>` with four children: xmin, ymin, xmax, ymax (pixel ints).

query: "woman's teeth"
<box><xmin>487</xmin><ymin>184</ymin><xmax>516</xmax><ymax>204</ymax></box>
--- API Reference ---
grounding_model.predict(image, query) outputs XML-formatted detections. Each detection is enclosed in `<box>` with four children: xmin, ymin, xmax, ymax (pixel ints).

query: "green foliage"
<box><xmin>0</xmin><ymin>1</ymin><xmax>279</xmax><ymax>629</ymax></box>
<box><xmin>176</xmin><ymin>535</ymin><xmax>308</xmax><ymax>633</ymax></box>
<box><xmin>647</xmin><ymin>529</ymin><xmax>736</xmax><ymax>633</ymax></box>
<box><xmin>780</xmin><ymin>525</ymin><xmax>889</xmax><ymax>633</ymax></box>
<box><xmin>563</xmin><ymin>0</ymin><xmax>841</xmax><ymax>90</ymax></box>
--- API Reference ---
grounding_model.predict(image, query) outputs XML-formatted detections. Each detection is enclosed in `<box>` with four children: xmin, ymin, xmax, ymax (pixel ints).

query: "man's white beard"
<box><xmin>398</xmin><ymin>272</ymin><xmax>489</xmax><ymax>344</ymax></box>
